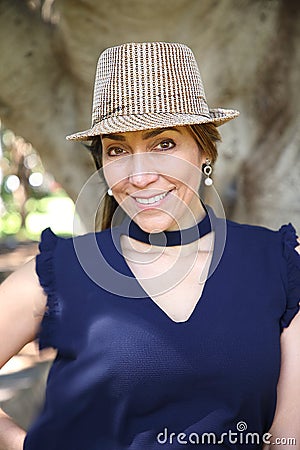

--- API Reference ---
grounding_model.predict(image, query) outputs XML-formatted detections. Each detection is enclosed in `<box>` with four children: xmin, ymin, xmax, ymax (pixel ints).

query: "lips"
<box><xmin>134</xmin><ymin>191</ymin><xmax>169</xmax><ymax>205</ymax></box>
<box><xmin>131</xmin><ymin>190</ymin><xmax>173</xmax><ymax>208</ymax></box>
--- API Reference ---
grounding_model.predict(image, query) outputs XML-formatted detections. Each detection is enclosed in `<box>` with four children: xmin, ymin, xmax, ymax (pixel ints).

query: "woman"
<box><xmin>0</xmin><ymin>42</ymin><xmax>299</xmax><ymax>449</ymax></box>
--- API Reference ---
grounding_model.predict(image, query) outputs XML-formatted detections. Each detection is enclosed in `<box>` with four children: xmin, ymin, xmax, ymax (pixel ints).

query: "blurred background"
<box><xmin>0</xmin><ymin>0</ymin><xmax>299</xmax><ymax>430</ymax></box>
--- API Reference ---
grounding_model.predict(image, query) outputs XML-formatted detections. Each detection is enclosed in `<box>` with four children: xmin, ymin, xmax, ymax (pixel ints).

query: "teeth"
<box><xmin>135</xmin><ymin>191</ymin><xmax>168</xmax><ymax>205</ymax></box>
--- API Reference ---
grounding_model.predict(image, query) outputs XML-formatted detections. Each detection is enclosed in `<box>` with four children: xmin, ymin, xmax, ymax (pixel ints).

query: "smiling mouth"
<box><xmin>134</xmin><ymin>191</ymin><xmax>171</xmax><ymax>205</ymax></box>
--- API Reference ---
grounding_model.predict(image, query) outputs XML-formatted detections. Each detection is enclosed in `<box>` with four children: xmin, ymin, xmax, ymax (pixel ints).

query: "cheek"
<box><xmin>102</xmin><ymin>161</ymin><xmax>129</xmax><ymax>188</ymax></box>
<box><xmin>155</xmin><ymin>154</ymin><xmax>202</xmax><ymax>188</ymax></box>
<box><xmin>109</xmin><ymin>181</ymin><xmax>127</xmax><ymax>200</ymax></box>
<box><xmin>175</xmin><ymin>163</ymin><xmax>202</xmax><ymax>193</ymax></box>
<box><xmin>177</xmin><ymin>181</ymin><xmax>200</xmax><ymax>199</ymax></box>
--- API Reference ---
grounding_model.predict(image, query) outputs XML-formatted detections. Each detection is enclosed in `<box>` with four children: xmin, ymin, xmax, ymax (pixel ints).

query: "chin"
<box><xmin>134</xmin><ymin>212</ymin><xmax>175</xmax><ymax>234</ymax></box>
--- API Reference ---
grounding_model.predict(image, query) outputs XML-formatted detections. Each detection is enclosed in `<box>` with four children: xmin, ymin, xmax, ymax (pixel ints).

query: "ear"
<box><xmin>200</xmin><ymin>153</ymin><xmax>208</xmax><ymax>168</ymax></box>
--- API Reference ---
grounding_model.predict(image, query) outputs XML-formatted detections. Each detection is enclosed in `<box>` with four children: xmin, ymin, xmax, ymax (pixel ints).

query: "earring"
<box><xmin>202</xmin><ymin>158</ymin><xmax>213</xmax><ymax>186</ymax></box>
<box><xmin>107</xmin><ymin>188</ymin><xmax>113</xmax><ymax>196</ymax></box>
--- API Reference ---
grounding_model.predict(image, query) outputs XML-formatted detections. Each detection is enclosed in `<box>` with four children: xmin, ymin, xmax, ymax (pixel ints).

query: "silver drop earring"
<box><xmin>203</xmin><ymin>158</ymin><xmax>213</xmax><ymax>186</ymax></box>
<box><xmin>107</xmin><ymin>188</ymin><xmax>113</xmax><ymax>196</ymax></box>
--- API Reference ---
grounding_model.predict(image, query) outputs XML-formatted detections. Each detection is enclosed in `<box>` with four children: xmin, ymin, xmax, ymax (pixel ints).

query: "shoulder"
<box><xmin>225</xmin><ymin>217</ymin><xmax>283</xmax><ymax>237</ymax></box>
<box><xmin>224</xmin><ymin>217</ymin><xmax>289</xmax><ymax>253</ymax></box>
<box><xmin>35</xmin><ymin>227</ymin><xmax>117</xmax><ymax>350</ymax></box>
<box><xmin>223</xmin><ymin>219</ymin><xmax>300</xmax><ymax>270</ymax></box>
<box><xmin>36</xmin><ymin>226</ymin><xmax>116</xmax><ymax>286</ymax></box>
<box><xmin>223</xmin><ymin>218</ymin><xmax>300</xmax><ymax>331</ymax></box>
<box><xmin>50</xmin><ymin>227</ymin><xmax>121</xmax><ymax>281</ymax></box>
<box><xmin>38</xmin><ymin>226</ymin><xmax>114</xmax><ymax>252</ymax></box>
<box><xmin>225</xmin><ymin>217</ymin><xmax>299</xmax><ymax>245</ymax></box>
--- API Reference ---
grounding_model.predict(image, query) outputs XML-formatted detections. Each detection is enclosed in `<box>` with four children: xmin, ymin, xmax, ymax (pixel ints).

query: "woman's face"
<box><xmin>101</xmin><ymin>126</ymin><xmax>207</xmax><ymax>232</ymax></box>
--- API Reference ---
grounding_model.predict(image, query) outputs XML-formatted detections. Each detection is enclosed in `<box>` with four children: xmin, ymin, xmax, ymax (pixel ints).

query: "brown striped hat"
<box><xmin>66</xmin><ymin>42</ymin><xmax>239</xmax><ymax>141</ymax></box>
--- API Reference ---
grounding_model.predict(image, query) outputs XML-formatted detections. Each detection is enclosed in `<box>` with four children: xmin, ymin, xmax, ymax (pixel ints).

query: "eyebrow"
<box><xmin>102</xmin><ymin>127</ymin><xmax>182</xmax><ymax>141</ymax></box>
<box><xmin>102</xmin><ymin>133</ymin><xmax>126</xmax><ymax>141</ymax></box>
<box><xmin>142</xmin><ymin>127</ymin><xmax>182</xmax><ymax>140</ymax></box>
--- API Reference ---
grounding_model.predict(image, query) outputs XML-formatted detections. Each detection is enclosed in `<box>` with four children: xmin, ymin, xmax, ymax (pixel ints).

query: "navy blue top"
<box><xmin>24</xmin><ymin>207</ymin><xmax>300</xmax><ymax>449</ymax></box>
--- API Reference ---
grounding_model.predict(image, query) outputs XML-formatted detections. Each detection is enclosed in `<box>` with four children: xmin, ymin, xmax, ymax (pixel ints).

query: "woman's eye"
<box><xmin>107</xmin><ymin>147</ymin><xmax>126</xmax><ymax>156</ymax></box>
<box><xmin>154</xmin><ymin>140</ymin><xmax>175</xmax><ymax>151</ymax></box>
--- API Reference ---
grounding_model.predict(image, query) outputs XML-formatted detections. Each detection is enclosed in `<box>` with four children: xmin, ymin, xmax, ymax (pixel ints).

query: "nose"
<box><xmin>129</xmin><ymin>172</ymin><xmax>159</xmax><ymax>187</ymax></box>
<box><xmin>128</xmin><ymin>154</ymin><xmax>159</xmax><ymax>187</ymax></box>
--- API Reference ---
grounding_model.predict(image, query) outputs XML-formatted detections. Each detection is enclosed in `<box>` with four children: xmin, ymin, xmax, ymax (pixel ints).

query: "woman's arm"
<box><xmin>263</xmin><ymin>240</ymin><xmax>300</xmax><ymax>449</ymax></box>
<box><xmin>0</xmin><ymin>257</ymin><xmax>47</xmax><ymax>450</ymax></box>
<box><xmin>0</xmin><ymin>409</ymin><xmax>26</xmax><ymax>450</ymax></box>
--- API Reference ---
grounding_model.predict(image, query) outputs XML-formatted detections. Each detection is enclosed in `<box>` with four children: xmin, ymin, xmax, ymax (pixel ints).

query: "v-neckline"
<box><xmin>120</xmin><ymin>234</ymin><xmax>215</xmax><ymax>324</ymax></box>
<box><xmin>111</xmin><ymin>207</ymin><xmax>226</xmax><ymax>324</ymax></box>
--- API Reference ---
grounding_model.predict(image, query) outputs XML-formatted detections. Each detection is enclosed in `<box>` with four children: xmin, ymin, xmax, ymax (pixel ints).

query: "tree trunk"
<box><xmin>0</xmin><ymin>0</ymin><xmax>299</xmax><ymax>229</ymax></box>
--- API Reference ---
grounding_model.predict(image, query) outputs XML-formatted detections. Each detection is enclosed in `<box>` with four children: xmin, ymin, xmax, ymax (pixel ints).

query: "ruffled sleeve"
<box><xmin>279</xmin><ymin>223</ymin><xmax>300</xmax><ymax>330</ymax></box>
<box><xmin>35</xmin><ymin>227</ymin><xmax>61</xmax><ymax>350</ymax></box>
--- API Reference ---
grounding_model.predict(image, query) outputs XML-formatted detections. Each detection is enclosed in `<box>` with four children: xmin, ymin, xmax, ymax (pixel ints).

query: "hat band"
<box><xmin>96</xmin><ymin>109</ymin><xmax>211</xmax><ymax>124</ymax></box>
<box><xmin>92</xmin><ymin>93</ymin><xmax>211</xmax><ymax>124</ymax></box>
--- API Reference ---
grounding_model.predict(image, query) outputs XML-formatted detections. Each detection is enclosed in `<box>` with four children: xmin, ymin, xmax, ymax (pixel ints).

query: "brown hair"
<box><xmin>87</xmin><ymin>123</ymin><xmax>221</xmax><ymax>230</ymax></box>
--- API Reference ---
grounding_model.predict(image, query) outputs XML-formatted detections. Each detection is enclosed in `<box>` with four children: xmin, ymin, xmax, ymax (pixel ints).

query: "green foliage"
<box><xmin>0</xmin><ymin>127</ymin><xmax>74</xmax><ymax>241</ymax></box>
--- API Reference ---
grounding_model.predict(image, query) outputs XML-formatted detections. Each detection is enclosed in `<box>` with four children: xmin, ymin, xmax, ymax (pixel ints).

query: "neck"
<box><xmin>121</xmin><ymin>229</ymin><xmax>214</xmax><ymax>258</ymax></box>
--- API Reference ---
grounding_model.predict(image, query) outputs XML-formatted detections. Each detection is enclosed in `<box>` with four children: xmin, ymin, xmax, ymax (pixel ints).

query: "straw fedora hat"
<box><xmin>66</xmin><ymin>42</ymin><xmax>239</xmax><ymax>141</ymax></box>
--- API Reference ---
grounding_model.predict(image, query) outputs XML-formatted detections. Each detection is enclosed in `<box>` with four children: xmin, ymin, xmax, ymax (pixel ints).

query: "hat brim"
<box><xmin>66</xmin><ymin>108</ymin><xmax>239</xmax><ymax>141</ymax></box>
